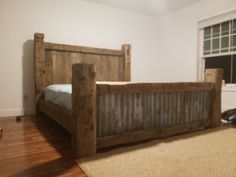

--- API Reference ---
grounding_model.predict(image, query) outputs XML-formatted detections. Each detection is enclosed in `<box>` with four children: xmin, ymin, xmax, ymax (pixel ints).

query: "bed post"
<box><xmin>122</xmin><ymin>44</ymin><xmax>131</xmax><ymax>81</ymax></box>
<box><xmin>34</xmin><ymin>33</ymin><xmax>45</xmax><ymax>114</ymax></box>
<box><xmin>72</xmin><ymin>64</ymin><xmax>96</xmax><ymax>159</ymax></box>
<box><xmin>205</xmin><ymin>68</ymin><xmax>223</xmax><ymax>128</ymax></box>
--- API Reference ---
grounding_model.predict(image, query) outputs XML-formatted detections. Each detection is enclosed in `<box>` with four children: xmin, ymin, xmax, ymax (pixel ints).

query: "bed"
<box><xmin>34</xmin><ymin>33</ymin><xmax>223</xmax><ymax>159</ymax></box>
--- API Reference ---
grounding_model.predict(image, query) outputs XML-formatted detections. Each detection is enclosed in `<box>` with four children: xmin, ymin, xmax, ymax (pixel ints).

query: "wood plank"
<box><xmin>96</xmin><ymin>82</ymin><xmax>214</xmax><ymax>94</ymax></box>
<box><xmin>39</xmin><ymin>100</ymin><xmax>72</xmax><ymax>133</ymax></box>
<box><xmin>97</xmin><ymin>120</ymin><xmax>209</xmax><ymax>149</ymax></box>
<box><xmin>34</xmin><ymin>33</ymin><xmax>45</xmax><ymax>112</ymax></box>
<box><xmin>122</xmin><ymin>44</ymin><xmax>131</xmax><ymax>81</ymax></box>
<box><xmin>45</xmin><ymin>42</ymin><xmax>123</xmax><ymax>56</ymax></box>
<box><xmin>205</xmin><ymin>68</ymin><xmax>223</xmax><ymax>128</ymax></box>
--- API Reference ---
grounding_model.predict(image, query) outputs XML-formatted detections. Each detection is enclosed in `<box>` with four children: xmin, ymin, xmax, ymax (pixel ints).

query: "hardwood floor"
<box><xmin>0</xmin><ymin>116</ymin><xmax>87</xmax><ymax>177</ymax></box>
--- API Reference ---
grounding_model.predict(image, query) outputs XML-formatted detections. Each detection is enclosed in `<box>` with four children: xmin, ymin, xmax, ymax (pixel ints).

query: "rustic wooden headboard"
<box><xmin>34</xmin><ymin>33</ymin><xmax>131</xmax><ymax>104</ymax></box>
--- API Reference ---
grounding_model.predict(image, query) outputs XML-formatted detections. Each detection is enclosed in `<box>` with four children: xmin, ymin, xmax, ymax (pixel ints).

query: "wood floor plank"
<box><xmin>0</xmin><ymin>116</ymin><xmax>87</xmax><ymax>177</ymax></box>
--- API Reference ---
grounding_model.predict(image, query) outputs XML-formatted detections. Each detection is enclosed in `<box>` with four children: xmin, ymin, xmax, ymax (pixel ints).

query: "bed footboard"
<box><xmin>72</xmin><ymin>64</ymin><xmax>223</xmax><ymax>159</ymax></box>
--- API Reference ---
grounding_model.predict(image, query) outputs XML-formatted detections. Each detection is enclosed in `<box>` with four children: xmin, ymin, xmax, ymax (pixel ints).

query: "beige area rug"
<box><xmin>77</xmin><ymin>127</ymin><xmax>236</xmax><ymax>177</ymax></box>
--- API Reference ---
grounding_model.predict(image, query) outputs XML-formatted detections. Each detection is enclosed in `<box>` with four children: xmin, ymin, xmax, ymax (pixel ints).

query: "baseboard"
<box><xmin>0</xmin><ymin>107</ymin><xmax>35</xmax><ymax>118</ymax></box>
<box><xmin>0</xmin><ymin>108</ymin><xmax>23</xmax><ymax>118</ymax></box>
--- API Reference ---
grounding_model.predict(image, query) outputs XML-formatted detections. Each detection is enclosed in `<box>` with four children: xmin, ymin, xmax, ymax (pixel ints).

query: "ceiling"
<box><xmin>83</xmin><ymin>0</ymin><xmax>201</xmax><ymax>16</ymax></box>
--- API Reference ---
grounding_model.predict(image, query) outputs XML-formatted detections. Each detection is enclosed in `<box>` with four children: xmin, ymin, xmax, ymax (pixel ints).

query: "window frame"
<box><xmin>197</xmin><ymin>9</ymin><xmax>236</xmax><ymax>82</ymax></box>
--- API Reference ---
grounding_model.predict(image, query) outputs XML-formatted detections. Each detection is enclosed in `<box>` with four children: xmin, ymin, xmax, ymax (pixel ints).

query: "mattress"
<box><xmin>45</xmin><ymin>84</ymin><xmax>72</xmax><ymax>110</ymax></box>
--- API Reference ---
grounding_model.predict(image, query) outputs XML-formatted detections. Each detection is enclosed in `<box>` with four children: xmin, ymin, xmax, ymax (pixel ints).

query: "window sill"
<box><xmin>222</xmin><ymin>84</ymin><xmax>236</xmax><ymax>92</ymax></box>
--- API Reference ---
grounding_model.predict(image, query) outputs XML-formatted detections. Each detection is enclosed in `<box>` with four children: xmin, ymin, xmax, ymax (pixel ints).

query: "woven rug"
<box><xmin>77</xmin><ymin>127</ymin><xmax>236</xmax><ymax>177</ymax></box>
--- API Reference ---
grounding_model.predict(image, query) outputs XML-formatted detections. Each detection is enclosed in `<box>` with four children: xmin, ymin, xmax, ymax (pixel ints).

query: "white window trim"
<box><xmin>198</xmin><ymin>8</ymin><xmax>236</xmax><ymax>29</ymax></box>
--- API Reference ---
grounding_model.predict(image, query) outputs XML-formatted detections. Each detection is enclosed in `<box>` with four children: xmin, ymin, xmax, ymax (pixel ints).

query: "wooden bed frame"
<box><xmin>34</xmin><ymin>33</ymin><xmax>223</xmax><ymax>159</ymax></box>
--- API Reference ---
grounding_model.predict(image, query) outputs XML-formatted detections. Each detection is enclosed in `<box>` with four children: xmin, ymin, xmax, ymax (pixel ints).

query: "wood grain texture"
<box><xmin>39</xmin><ymin>100</ymin><xmax>72</xmax><ymax>133</ymax></box>
<box><xmin>45</xmin><ymin>42</ymin><xmax>123</xmax><ymax>56</ymax></box>
<box><xmin>34</xmin><ymin>33</ymin><xmax>45</xmax><ymax>112</ymax></box>
<box><xmin>96</xmin><ymin>90</ymin><xmax>212</xmax><ymax>138</ymax></box>
<box><xmin>97</xmin><ymin>120</ymin><xmax>209</xmax><ymax>149</ymax></box>
<box><xmin>205</xmin><ymin>69</ymin><xmax>223</xmax><ymax>128</ymax></box>
<box><xmin>72</xmin><ymin>64</ymin><xmax>96</xmax><ymax>159</ymax></box>
<box><xmin>96</xmin><ymin>82</ymin><xmax>214</xmax><ymax>93</ymax></box>
<box><xmin>0</xmin><ymin>116</ymin><xmax>86</xmax><ymax>177</ymax></box>
<box><xmin>122</xmin><ymin>44</ymin><xmax>131</xmax><ymax>81</ymax></box>
<box><xmin>34</xmin><ymin>33</ymin><xmax>131</xmax><ymax>110</ymax></box>
<box><xmin>43</xmin><ymin>50</ymin><xmax>127</xmax><ymax>83</ymax></box>
<box><xmin>95</xmin><ymin>81</ymin><xmax>213</xmax><ymax>148</ymax></box>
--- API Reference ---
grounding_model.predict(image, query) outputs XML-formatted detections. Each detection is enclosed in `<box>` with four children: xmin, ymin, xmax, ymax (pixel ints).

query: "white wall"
<box><xmin>0</xmin><ymin>0</ymin><xmax>160</xmax><ymax>117</ymax></box>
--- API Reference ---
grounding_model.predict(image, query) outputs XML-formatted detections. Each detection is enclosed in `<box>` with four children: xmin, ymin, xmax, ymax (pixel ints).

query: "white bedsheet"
<box><xmin>45</xmin><ymin>84</ymin><xmax>72</xmax><ymax>110</ymax></box>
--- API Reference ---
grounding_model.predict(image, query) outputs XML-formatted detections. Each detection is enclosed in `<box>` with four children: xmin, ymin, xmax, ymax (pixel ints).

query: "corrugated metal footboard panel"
<box><xmin>96</xmin><ymin>83</ymin><xmax>213</xmax><ymax>138</ymax></box>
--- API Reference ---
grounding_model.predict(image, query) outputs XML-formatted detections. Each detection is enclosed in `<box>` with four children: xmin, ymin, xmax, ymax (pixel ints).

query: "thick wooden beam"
<box><xmin>34</xmin><ymin>33</ymin><xmax>45</xmax><ymax>114</ymax></box>
<box><xmin>72</xmin><ymin>64</ymin><xmax>96</xmax><ymax>159</ymax></box>
<box><xmin>45</xmin><ymin>42</ymin><xmax>123</xmax><ymax>56</ymax></box>
<box><xmin>122</xmin><ymin>44</ymin><xmax>131</xmax><ymax>81</ymax></box>
<box><xmin>96</xmin><ymin>82</ymin><xmax>214</xmax><ymax>94</ymax></box>
<box><xmin>205</xmin><ymin>68</ymin><xmax>223</xmax><ymax>128</ymax></box>
<box><xmin>97</xmin><ymin>120</ymin><xmax>209</xmax><ymax>149</ymax></box>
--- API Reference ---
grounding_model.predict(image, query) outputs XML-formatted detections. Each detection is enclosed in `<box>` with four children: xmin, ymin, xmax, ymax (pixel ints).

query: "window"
<box><xmin>203</xmin><ymin>20</ymin><xmax>235</xmax><ymax>56</ymax></box>
<box><xmin>201</xmin><ymin>18</ymin><xmax>236</xmax><ymax>84</ymax></box>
